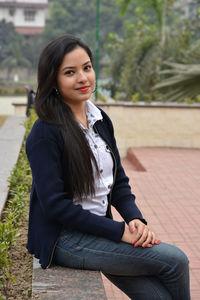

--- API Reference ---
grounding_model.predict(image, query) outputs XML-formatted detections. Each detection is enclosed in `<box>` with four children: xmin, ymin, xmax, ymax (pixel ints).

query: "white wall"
<box><xmin>0</xmin><ymin>1</ymin><xmax>48</xmax><ymax>27</ymax></box>
<box><xmin>98</xmin><ymin>103</ymin><xmax>200</xmax><ymax>157</ymax></box>
<box><xmin>0</xmin><ymin>0</ymin><xmax>48</xmax><ymax>4</ymax></box>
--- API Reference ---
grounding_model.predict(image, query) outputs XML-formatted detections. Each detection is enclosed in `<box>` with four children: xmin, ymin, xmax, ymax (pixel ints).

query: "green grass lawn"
<box><xmin>0</xmin><ymin>115</ymin><xmax>8</xmax><ymax>128</ymax></box>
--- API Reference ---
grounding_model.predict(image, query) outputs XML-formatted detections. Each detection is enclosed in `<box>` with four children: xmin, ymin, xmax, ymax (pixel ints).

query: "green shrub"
<box><xmin>196</xmin><ymin>95</ymin><xmax>200</xmax><ymax>103</ymax></box>
<box><xmin>14</xmin><ymin>87</ymin><xmax>25</xmax><ymax>95</ymax></box>
<box><xmin>98</xmin><ymin>92</ymin><xmax>107</xmax><ymax>103</ymax></box>
<box><xmin>184</xmin><ymin>97</ymin><xmax>195</xmax><ymax>104</ymax></box>
<box><xmin>0</xmin><ymin>88</ymin><xmax>8</xmax><ymax>95</ymax></box>
<box><xmin>0</xmin><ymin>110</ymin><xmax>37</xmax><ymax>298</ymax></box>
<box><xmin>0</xmin><ymin>85</ymin><xmax>26</xmax><ymax>96</ymax></box>
<box><xmin>131</xmin><ymin>93</ymin><xmax>140</xmax><ymax>103</ymax></box>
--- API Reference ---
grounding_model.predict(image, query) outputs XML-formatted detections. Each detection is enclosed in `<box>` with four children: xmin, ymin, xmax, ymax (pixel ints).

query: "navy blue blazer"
<box><xmin>26</xmin><ymin>108</ymin><xmax>145</xmax><ymax>268</ymax></box>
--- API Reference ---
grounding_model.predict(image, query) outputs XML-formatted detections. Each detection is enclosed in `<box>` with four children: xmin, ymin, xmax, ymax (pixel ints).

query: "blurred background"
<box><xmin>0</xmin><ymin>0</ymin><xmax>200</xmax><ymax>104</ymax></box>
<box><xmin>0</xmin><ymin>2</ymin><xmax>200</xmax><ymax>299</ymax></box>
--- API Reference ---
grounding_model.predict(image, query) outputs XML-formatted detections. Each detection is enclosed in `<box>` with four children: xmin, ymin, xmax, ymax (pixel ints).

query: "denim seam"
<box><xmin>80</xmin><ymin>245</ymin><xmax>172</xmax><ymax>268</ymax></box>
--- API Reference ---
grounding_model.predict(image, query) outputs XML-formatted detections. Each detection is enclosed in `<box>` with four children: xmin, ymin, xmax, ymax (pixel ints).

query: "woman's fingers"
<box><xmin>141</xmin><ymin>230</ymin><xmax>153</xmax><ymax>248</ymax></box>
<box><xmin>129</xmin><ymin>220</ymin><xmax>150</xmax><ymax>247</ymax></box>
<box><xmin>151</xmin><ymin>231</ymin><xmax>156</xmax><ymax>245</ymax></box>
<box><xmin>134</xmin><ymin>230</ymin><xmax>158</xmax><ymax>248</ymax></box>
<box><xmin>155</xmin><ymin>239</ymin><xmax>161</xmax><ymax>245</ymax></box>
<box><xmin>128</xmin><ymin>219</ymin><xmax>161</xmax><ymax>248</ymax></box>
<box><xmin>141</xmin><ymin>233</ymin><xmax>161</xmax><ymax>248</ymax></box>
<box><xmin>133</xmin><ymin>226</ymin><xmax>149</xmax><ymax>247</ymax></box>
<box><xmin>130</xmin><ymin>219</ymin><xmax>146</xmax><ymax>243</ymax></box>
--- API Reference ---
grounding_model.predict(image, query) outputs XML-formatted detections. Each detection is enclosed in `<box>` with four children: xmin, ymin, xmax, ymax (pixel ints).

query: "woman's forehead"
<box><xmin>61</xmin><ymin>47</ymin><xmax>90</xmax><ymax>67</ymax></box>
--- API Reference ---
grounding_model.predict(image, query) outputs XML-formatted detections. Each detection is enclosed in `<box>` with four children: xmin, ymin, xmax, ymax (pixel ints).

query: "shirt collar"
<box><xmin>86</xmin><ymin>100</ymin><xmax>103</xmax><ymax>128</ymax></box>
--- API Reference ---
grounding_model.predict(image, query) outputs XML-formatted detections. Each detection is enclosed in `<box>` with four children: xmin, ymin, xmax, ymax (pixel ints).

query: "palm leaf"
<box><xmin>119</xmin><ymin>0</ymin><xmax>132</xmax><ymax>15</ymax></box>
<box><xmin>153</xmin><ymin>61</ymin><xmax>200</xmax><ymax>101</ymax></box>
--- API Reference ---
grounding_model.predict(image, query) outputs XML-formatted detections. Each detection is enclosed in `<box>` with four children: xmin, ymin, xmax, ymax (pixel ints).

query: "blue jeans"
<box><xmin>53</xmin><ymin>228</ymin><xmax>190</xmax><ymax>300</ymax></box>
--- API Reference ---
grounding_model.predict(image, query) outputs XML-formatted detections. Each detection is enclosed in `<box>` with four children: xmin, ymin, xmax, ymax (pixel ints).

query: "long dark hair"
<box><xmin>35</xmin><ymin>35</ymin><xmax>98</xmax><ymax>200</ymax></box>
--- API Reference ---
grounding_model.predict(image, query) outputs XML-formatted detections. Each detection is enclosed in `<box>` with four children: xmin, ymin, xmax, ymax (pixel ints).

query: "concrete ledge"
<box><xmin>97</xmin><ymin>101</ymin><xmax>200</xmax><ymax>108</ymax></box>
<box><xmin>98</xmin><ymin>103</ymin><xmax>200</xmax><ymax>156</ymax></box>
<box><xmin>127</xmin><ymin>147</ymin><xmax>146</xmax><ymax>172</ymax></box>
<box><xmin>32</xmin><ymin>258</ymin><xmax>107</xmax><ymax>300</ymax></box>
<box><xmin>0</xmin><ymin>116</ymin><xmax>26</xmax><ymax>216</ymax></box>
<box><xmin>12</xmin><ymin>102</ymin><xmax>26</xmax><ymax>116</ymax></box>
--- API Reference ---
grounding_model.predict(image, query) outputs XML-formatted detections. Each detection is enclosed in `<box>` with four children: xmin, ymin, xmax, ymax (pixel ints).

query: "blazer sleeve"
<box><xmin>26</xmin><ymin>121</ymin><xmax>125</xmax><ymax>242</ymax></box>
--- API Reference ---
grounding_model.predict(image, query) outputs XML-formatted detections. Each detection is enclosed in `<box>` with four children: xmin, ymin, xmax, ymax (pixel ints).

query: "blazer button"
<box><xmin>94</xmin><ymin>144</ymin><xmax>98</xmax><ymax>148</ymax></box>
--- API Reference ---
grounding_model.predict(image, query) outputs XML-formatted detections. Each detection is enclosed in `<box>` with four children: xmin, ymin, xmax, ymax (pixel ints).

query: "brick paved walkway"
<box><xmin>102</xmin><ymin>147</ymin><xmax>200</xmax><ymax>300</ymax></box>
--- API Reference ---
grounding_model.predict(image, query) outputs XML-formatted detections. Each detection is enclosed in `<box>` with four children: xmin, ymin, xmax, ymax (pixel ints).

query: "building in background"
<box><xmin>0</xmin><ymin>0</ymin><xmax>49</xmax><ymax>36</ymax></box>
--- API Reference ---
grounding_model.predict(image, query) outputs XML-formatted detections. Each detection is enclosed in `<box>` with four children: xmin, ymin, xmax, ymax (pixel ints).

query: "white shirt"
<box><xmin>73</xmin><ymin>100</ymin><xmax>114</xmax><ymax>216</ymax></box>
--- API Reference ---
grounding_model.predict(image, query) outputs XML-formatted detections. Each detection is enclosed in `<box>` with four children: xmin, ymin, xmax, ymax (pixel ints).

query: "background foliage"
<box><xmin>0</xmin><ymin>0</ymin><xmax>200</xmax><ymax>102</ymax></box>
<box><xmin>105</xmin><ymin>0</ymin><xmax>200</xmax><ymax>101</ymax></box>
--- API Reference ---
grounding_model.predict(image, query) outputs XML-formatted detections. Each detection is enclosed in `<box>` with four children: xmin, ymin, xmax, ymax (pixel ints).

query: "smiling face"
<box><xmin>57</xmin><ymin>46</ymin><xmax>95</xmax><ymax>107</ymax></box>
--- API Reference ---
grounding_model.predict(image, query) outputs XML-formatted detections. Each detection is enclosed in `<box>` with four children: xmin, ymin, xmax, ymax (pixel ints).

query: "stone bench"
<box><xmin>32</xmin><ymin>258</ymin><xmax>107</xmax><ymax>300</ymax></box>
<box><xmin>12</xmin><ymin>102</ymin><xmax>27</xmax><ymax>116</ymax></box>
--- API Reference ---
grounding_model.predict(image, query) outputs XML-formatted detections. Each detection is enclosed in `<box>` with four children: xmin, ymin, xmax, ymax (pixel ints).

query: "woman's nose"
<box><xmin>77</xmin><ymin>71</ymin><xmax>87</xmax><ymax>82</ymax></box>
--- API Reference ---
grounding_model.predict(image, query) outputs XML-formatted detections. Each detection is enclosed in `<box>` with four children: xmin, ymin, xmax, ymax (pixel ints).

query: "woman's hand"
<box><xmin>121</xmin><ymin>224</ymin><xmax>139</xmax><ymax>245</ymax></box>
<box><xmin>121</xmin><ymin>219</ymin><xmax>161</xmax><ymax>248</ymax></box>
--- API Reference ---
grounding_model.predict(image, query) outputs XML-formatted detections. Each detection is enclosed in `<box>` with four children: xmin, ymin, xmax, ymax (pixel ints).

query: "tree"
<box><xmin>21</xmin><ymin>35</ymin><xmax>44</xmax><ymax>71</ymax></box>
<box><xmin>153</xmin><ymin>39</ymin><xmax>200</xmax><ymax>101</ymax></box>
<box><xmin>105</xmin><ymin>0</ymin><xmax>196</xmax><ymax>101</ymax></box>
<box><xmin>153</xmin><ymin>62</ymin><xmax>200</xmax><ymax>101</ymax></box>
<box><xmin>105</xmin><ymin>4</ymin><xmax>163</xmax><ymax>100</ymax></box>
<box><xmin>1</xmin><ymin>42</ymin><xmax>31</xmax><ymax>80</ymax></box>
<box><xmin>119</xmin><ymin>0</ymin><xmax>175</xmax><ymax>47</ymax></box>
<box><xmin>42</xmin><ymin>0</ymin><xmax>125</xmax><ymax>60</ymax></box>
<box><xmin>0</xmin><ymin>20</ymin><xmax>22</xmax><ymax>64</ymax></box>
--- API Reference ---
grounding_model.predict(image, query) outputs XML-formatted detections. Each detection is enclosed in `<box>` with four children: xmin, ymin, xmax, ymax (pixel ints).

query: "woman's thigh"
<box><xmin>53</xmin><ymin>228</ymin><xmax>188</xmax><ymax>277</ymax></box>
<box><xmin>53</xmin><ymin>228</ymin><xmax>190</xmax><ymax>299</ymax></box>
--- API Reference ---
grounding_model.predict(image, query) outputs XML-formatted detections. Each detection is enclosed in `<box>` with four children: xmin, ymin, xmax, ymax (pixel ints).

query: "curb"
<box><xmin>0</xmin><ymin>115</ymin><xmax>26</xmax><ymax>216</ymax></box>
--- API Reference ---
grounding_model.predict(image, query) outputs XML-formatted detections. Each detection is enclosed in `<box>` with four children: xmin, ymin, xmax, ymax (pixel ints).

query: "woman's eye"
<box><xmin>85</xmin><ymin>65</ymin><xmax>92</xmax><ymax>71</ymax></box>
<box><xmin>65</xmin><ymin>70</ymin><xmax>74</xmax><ymax>75</ymax></box>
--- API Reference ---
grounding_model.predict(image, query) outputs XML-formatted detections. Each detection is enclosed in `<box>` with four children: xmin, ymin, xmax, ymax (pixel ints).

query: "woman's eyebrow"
<box><xmin>83</xmin><ymin>60</ymin><xmax>91</xmax><ymax>65</ymax></box>
<box><xmin>62</xmin><ymin>60</ymin><xmax>91</xmax><ymax>71</ymax></box>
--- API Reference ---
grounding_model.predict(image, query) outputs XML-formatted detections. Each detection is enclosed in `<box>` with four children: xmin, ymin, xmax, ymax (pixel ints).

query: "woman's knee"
<box><xmin>170</xmin><ymin>244</ymin><xmax>189</xmax><ymax>269</ymax></box>
<box><xmin>158</xmin><ymin>243</ymin><xmax>189</xmax><ymax>276</ymax></box>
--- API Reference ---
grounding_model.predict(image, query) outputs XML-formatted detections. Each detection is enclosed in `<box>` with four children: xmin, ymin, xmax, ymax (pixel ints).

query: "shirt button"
<box><xmin>100</xmin><ymin>169</ymin><xmax>103</xmax><ymax>173</ymax></box>
<box><xmin>102</xmin><ymin>200</ymin><xmax>105</xmax><ymax>204</ymax></box>
<box><xmin>94</xmin><ymin>144</ymin><xmax>98</xmax><ymax>148</ymax></box>
<box><xmin>106</xmin><ymin>145</ymin><xmax>110</xmax><ymax>152</ymax></box>
<box><xmin>108</xmin><ymin>184</ymin><xmax>112</xmax><ymax>189</ymax></box>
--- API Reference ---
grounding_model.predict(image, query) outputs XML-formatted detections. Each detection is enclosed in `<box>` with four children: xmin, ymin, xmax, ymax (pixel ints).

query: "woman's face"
<box><xmin>57</xmin><ymin>46</ymin><xmax>95</xmax><ymax>106</ymax></box>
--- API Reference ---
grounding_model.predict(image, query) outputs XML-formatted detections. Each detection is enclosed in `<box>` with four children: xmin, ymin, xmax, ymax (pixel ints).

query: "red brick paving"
<box><xmin>102</xmin><ymin>147</ymin><xmax>200</xmax><ymax>300</ymax></box>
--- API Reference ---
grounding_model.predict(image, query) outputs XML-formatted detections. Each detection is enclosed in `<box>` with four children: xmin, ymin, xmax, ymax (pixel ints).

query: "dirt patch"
<box><xmin>0</xmin><ymin>206</ymin><xmax>33</xmax><ymax>300</ymax></box>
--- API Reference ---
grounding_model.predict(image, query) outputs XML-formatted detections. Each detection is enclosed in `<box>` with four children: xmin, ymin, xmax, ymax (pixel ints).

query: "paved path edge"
<box><xmin>0</xmin><ymin>115</ymin><xmax>26</xmax><ymax>217</ymax></box>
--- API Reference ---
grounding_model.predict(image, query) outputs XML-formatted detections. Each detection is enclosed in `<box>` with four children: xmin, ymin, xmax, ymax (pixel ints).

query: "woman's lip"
<box><xmin>77</xmin><ymin>86</ymin><xmax>90</xmax><ymax>92</ymax></box>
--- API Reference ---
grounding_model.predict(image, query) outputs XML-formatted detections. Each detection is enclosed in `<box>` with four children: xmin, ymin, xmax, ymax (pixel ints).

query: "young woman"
<box><xmin>26</xmin><ymin>35</ymin><xmax>190</xmax><ymax>299</ymax></box>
